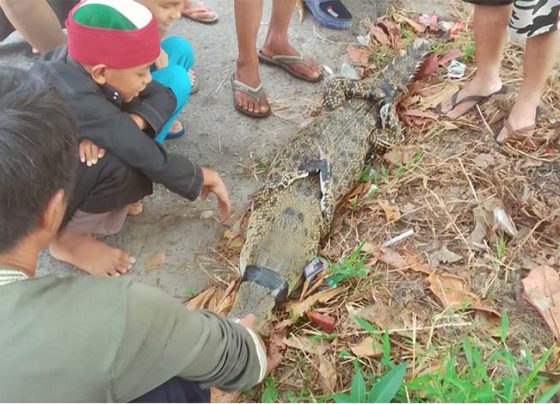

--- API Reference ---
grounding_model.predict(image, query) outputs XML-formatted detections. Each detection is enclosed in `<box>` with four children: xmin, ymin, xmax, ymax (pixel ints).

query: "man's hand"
<box><xmin>79</xmin><ymin>139</ymin><xmax>105</xmax><ymax>166</ymax></box>
<box><xmin>238</xmin><ymin>314</ymin><xmax>272</xmax><ymax>376</ymax></box>
<box><xmin>154</xmin><ymin>47</ymin><xmax>169</xmax><ymax>70</ymax></box>
<box><xmin>200</xmin><ymin>167</ymin><xmax>231</xmax><ymax>220</ymax></box>
<box><xmin>128</xmin><ymin>113</ymin><xmax>147</xmax><ymax>130</ymax></box>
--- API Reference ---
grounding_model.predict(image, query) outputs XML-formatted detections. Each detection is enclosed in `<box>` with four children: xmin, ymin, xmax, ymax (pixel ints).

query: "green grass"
<box><xmin>462</xmin><ymin>41</ymin><xmax>476</xmax><ymax>62</ymax></box>
<box><xmin>323</xmin><ymin>242</ymin><xmax>369</xmax><ymax>287</ymax></box>
<box><xmin>496</xmin><ymin>234</ymin><xmax>508</xmax><ymax>261</ymax></box>
<box><xmin>324</xmin><ymin>313</ymin><xmax>559</xmax><ymax>403</ymax></box>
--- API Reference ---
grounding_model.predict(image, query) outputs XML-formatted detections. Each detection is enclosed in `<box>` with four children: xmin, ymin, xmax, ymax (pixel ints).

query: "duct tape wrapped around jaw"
<box><xmin>241</xmin><ymin>265</ymin><xmax>289</xmax><ymax>306</ymax></box>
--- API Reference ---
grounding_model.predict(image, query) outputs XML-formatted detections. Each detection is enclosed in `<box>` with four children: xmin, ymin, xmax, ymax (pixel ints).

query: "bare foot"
<box><xmin>49</xmin><ymin>230</ymin><xmax>135</xmax><ymax>277</ymax></box>
<box><xmin>438</xmin><ymin>75</ymin><xmax>503</xmax><ymax>119</ymax></box>
<box><xmin>128</xmin><ymin>201</ymin><xmax>143</xmax><ymax>216</ymax></box>
<box><xmin>234</xmin><ymin>64</ymin><xmax>270</xmax><ymax>116</ymax></box>
<box><xmin>260</xmin><ymin>42</ymin><xmax>321</xmax><ymax>81</ymax></box>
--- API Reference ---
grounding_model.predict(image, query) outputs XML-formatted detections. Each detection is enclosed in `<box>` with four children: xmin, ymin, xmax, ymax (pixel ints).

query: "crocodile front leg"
<box><xmin>322</xmin><ymin>77</ymin><xmax>387</xmax><ymax>111</ymax></box>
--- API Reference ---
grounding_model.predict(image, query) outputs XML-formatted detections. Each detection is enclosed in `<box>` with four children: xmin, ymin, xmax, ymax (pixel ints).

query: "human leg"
<box><xmin>497</xmin><ymin>1</ymin><xmax>560</xmax><ymax>141</ymax></box>
<box><xmin>49</xmin><ymin>152</ymin><xmax>152</xmax><ymax>276</ymax></box>
<box><xmin>259</xmin><ymin>0</ymin><xmax>322</xmax><ymax>82</ymax></box>
<box><xmin>152</xmin><ymin>64</ymin><xmax>191</xmax><ymax>143</ymax></box>
<box><xmin>437</xmin><ymin>1</ymin><xmax>512</xmax><ymax>118</ymax></box>
<box><xmin>233</xmin><ymin>0</ymin><xmax>270</xmax><ymax>116</ymax></box>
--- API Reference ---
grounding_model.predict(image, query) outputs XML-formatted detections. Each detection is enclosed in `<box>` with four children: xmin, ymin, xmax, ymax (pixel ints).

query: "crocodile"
<box><xmin>229</xmin><ymin>38</ymin><xmax>432</xmax><ymax>327</ymax></box>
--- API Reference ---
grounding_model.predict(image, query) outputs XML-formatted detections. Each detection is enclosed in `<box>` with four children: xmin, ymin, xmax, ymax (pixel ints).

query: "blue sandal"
<box><xmin>303</xmin><ymin>0</ymin><xmax>352</xmax><ymax>30</ymax></box>
<box><xmin>167</xmin><ymin>121</ymin><xmax>185</xmax><ymax>140</ymax></box>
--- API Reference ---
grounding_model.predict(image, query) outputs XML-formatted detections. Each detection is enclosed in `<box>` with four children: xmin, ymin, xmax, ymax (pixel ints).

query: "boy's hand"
<box><xmin>79</xmin><ymin>139</ymin><xmax>105</xmax><ymax>166</ymax></box>
<box><xmin>154</xmin><ymin>47</ymin><xmax>169</xmax><ymax>70</ymax></box>
<box><xmin>200</xmin><ymin>167</ymin><xmax>231</xmax><ymax>220</ymax></box>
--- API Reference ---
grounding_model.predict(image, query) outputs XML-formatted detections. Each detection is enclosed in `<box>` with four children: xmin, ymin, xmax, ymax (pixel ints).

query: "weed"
<box><xmin>184</xmin><ymin>288</ymin><xmax>196</xmax><ymax>298</ymax></box>
<box><xmin>324</xmin><ymin>242</ymin><xmax>369</xmax><ymax>286</ymax></box>
<box><xmin>430</xmin><ymin>42</ymin><xmax>453</xmax><ymax>55</ymax></box>
<box><xmin>254</xmin><ymin>158</ymin><xmax>271</xmax><ymax>175</ymax></box>
<box><xmin>261</xmin><ymin>376</ymin><xmax>279</xmax><ymax>403</ymax></box>
<box><xmin>462</xmin><ymin>41</ymin><xmax>475</xmax><ymax>62</ymax></box>
<box><xmin>496</xmin><ymin>234</ymin><xmax>508</xmax><ymax>261</ymax></box>
<box><xmin>403</xmin><ymin>314</ymin><xmax>559</xmax><ymax>402</ymax></box>
<box><xmin>394</xmin><ymin>150</ymin><xmax>423</xmax><ymax>178</ymax></box>
<box><xmin>331</xmin><ymin>359</ymin><xmax>407</xmax><ymax>403</ymax></box>
<box><xmin>309</xmin><ymin>332</ymin><xmax>339</xmax><ymax>342</ymax></box>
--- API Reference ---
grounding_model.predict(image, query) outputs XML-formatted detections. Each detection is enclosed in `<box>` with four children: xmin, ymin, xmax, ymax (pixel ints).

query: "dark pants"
<box><xmin>131</xmin><ymin>377</ymin><xmax>210</xmax><ymax>403</ymax></box>
<box><xmin>64</xmin><ymin>152</ymin><xmax>153</xmax><ymax>225</ymax></box>
<box><xmin>0</xmin><ymin>0</ymin><xmax>77</xmax><ymax>42</ymax></box>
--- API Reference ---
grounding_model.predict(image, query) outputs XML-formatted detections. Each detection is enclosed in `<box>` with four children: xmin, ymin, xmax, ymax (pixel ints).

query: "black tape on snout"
<box><xmin>242</xmin><ymin>265</ymin><xmax>289</xmax><ymax>306</ymax></box>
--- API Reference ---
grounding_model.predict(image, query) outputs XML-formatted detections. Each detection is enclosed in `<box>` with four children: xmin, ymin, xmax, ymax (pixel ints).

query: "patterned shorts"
<box><xmin>465</xmin><ymin>0</ymin><xmax>560</xmax><ymax>38</ymax></box>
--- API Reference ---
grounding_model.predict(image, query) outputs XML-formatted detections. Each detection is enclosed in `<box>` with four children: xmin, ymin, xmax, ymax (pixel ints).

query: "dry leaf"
<box><xmin>428</xmin><ymin>246</ymin><xmax>463</xmax><ymax>267</ymax></box>
<box><xmin>439</xmin><ymin>121</ymin><xmax>459</xmax><ymax>130</ymax></box>
<box><xmin>185</xmin><ymin>287</ymin><xmax>216</xmax><ymax>310</ymax></box>
<box><xmin>286</xmin><ymin>287</ymin><xmax>345</xmax><ymax>318</ymax></box>
<box><xmin>393</xmin><ymin>13</ymin><xmax>425</xmax><ymax>34</ymax></box>
<box><xmin>438</xmin><ymin>49</ymin><xmax>463</xmax><ymax>66</ymax></box>
<box><xmin>378</xmin><ymin>19</ymin><xmax>401</xmax><ymax>47</ymax></box>
<box><xmin>144</xmin><ymin>251</ymin><xmax>166</xmax><ymax>271</ymax></box>
<box><xmin>419</xmin><ymin>14</ymin><xmax>439</xmax><ymax>32</ymax></box>
<box><xmin>379</xmin><ymin>200</ymin><xmax>401</xmax><ymax>222</ymax></box>
<box><xmin>210</xmin><ymin>388</ymin><xmax>240</xmax><ymax>403</ymax></box>
<box><xmin>402</xmin><ymin>251</ymin><xmax>434</xmax><ymax>275</ymax></box>
<box><xmin>545</xmin><ymin>220</ymin><xmax>560</xmax><ymax>240</ymax></box>
<box><xmin>377</xmin><ymin>247</ymin><xmax>407</xmax><ymax>269</ymax></box>
<box><xmin>283</xmin><ymin>335</ymin><xmax>329</xmax><ymax>355</ymax></box>
<box><xmin>427</xmin><ymin>272</ymin><xmax>499</xmax><ymax>316</ymax></box>
<box><xmin>420</xmin><ymin>83</ymin><xmax>459</xmax><ymax>109</ymax></box>
<box><xmin>415</xmin><ymin>53</ymin><xmax>440</xmax><ymax>79</ymax></box>
<box><xmin>307</xmin><ymin>311</ymin><xmax>336</xmax><ymax>332</ymax></box>
<box><xmin>402</xmin><ymin>109</ymin><xmax>439</xmax><ymax>120</ymax></box>
<box><xmin>346</xmin><ymin>44</ymin><xmax>372</xmax><ymax>67</ymax></box>
<box><xmin>383</xmin><ymin>145</ymin><xmax>418</xmax><ymax>166</ymax></box>
<box><xmin>267</xmin><ymin>326</ymin><xmax>288</xmax><ymax>371</ymax></box>
<box><xmin>318</xmin><ymin>356</ymin><xmax>337</xmax><ymax>394</ymax></box>
<box><xmin>370</xmin><ymin>25</ymin><xmax>390</xmax><ymax>46</ymax></box>
<box><xmin>523</xmin><ymin>265</ymin><xmax>560</xmax><ymax>339</ymax></box>
<box><xmin>351</xmin><ymin>337</ymin><xmax>383</xmax><ymax>358</ymax></box>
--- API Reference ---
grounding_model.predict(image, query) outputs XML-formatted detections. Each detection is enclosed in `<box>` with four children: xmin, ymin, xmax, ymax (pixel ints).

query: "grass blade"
<box><xmin>536</xmin><ymin>383</ymin><xmax>560</xmax><ymax>403</ymax></box>
<box><xmin>367</xmin><ymin>362</ymin><xmax>407</xmax><ymax>403</ymax></box>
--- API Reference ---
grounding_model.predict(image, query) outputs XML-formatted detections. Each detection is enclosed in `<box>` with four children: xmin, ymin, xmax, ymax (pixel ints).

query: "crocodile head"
<box><xmin>232</xmin><ymin>179</ymin><xmax>324</xmax><ymax>326</ymax></box>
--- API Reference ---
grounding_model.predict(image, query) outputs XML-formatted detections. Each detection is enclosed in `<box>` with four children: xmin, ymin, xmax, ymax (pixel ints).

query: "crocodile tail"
<box><xmin>380</xmin><ymin>38</ymin><xmax>432</xmax><ymax>93</ymax></box>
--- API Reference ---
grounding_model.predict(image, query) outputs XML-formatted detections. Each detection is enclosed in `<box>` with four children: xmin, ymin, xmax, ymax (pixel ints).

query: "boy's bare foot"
<box><xmin>49</xmin><ymin>231</ymin><xmax>135</xmax><ymax>277</ymax></box>
<box><xmin>260</xmin><ymin>42</ymin><xmax>321</xmax><ymax>82</ymax></box>
<box><xmin>233</xmin><ymin>65</ymin><xmax>270</xmax><ymax>116</ymax></box>
<box><xmin>128</xmin><ymin>201</ymin><xmax>143</xmax><ymax>216</ymax></box>
<box><xmin>437</xmin><ymin>75</ymin><xmax>503</xmax><ymax>119</ymax></box>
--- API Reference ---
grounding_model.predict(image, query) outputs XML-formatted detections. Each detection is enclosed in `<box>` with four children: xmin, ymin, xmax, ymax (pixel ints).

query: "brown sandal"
<box><xmin>231</xmin><ymin>74</ymin><xmax>271</xmax><ymax>119</ymax></box>
<box><xmin>434</xmin><ymin>85</ymin><xmax>508</xmax><ymax>117</ymax></box>
<box><xmin>496</xmin><ymin>119</ymin><xmax>536</xmax><ymax>144</ymax></box>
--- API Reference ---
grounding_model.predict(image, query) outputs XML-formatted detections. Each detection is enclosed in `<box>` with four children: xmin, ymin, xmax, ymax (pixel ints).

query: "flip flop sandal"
<box><xmin>434</xmin><ymin>85</ymin><xmax>508</xmax><ymax>117</ymax></box>
<box><xmin>181</xmin><ymin>3</ymin><xmax>218</xmax><ymax>24</ymax></box>
<box><xmin>231</xmin><ymin>74</ymin><xmax>271</xmax><ymax>119</ymax></box>
<box><xmin>303</xmin><ymin>0</ymin><xmax>353</xmax><ymax>30</ymax></box>
<box><xmin>496</xmin><ymin>119</ymin><xmax>536</xmax><ymax>144</ymax></box>
<box><xmin>189</xmin><ymin>69</ymin><xmax>199</xmax><ymax>95</ymax></box>
<box><xmin>167</xmin><ymin>121</ymin><xmax>185</xmax><ymax>140</ymax></box>
<box><xmin>258</xmin><ymin>50</ymin><xmax>323</xmax><ymax>83</ymax></box>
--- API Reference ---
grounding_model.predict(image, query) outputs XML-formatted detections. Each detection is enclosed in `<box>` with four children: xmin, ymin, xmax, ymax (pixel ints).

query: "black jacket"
<box><xmin>30</xmin><ymin>46</ymin><xmax>203</xmax><ymax>201</ymax></box>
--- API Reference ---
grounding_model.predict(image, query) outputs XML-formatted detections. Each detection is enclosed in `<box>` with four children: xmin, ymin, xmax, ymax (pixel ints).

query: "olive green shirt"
<box><xmin>0</xmin><ymin>275</ymin><xmax>262</xmax><ymax>402</ymax></box>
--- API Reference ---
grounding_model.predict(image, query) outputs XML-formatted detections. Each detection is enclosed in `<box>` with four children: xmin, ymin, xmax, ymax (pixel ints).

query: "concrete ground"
<box><xmin>0</xmin><ymin>0</ymin><xmax>450</xmax><ymax>298</ymax></box>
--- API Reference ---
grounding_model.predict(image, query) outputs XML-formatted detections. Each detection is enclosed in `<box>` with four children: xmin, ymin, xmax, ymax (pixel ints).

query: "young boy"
<box><xmin>31</xmin><ymin>0</ymin><xmax>231</xmax><ymax>277</ymax></box>
<box><xmin>0</xmin><ymin>66</ymin><xmax>266</xmax><ymax>402</ymax></box>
